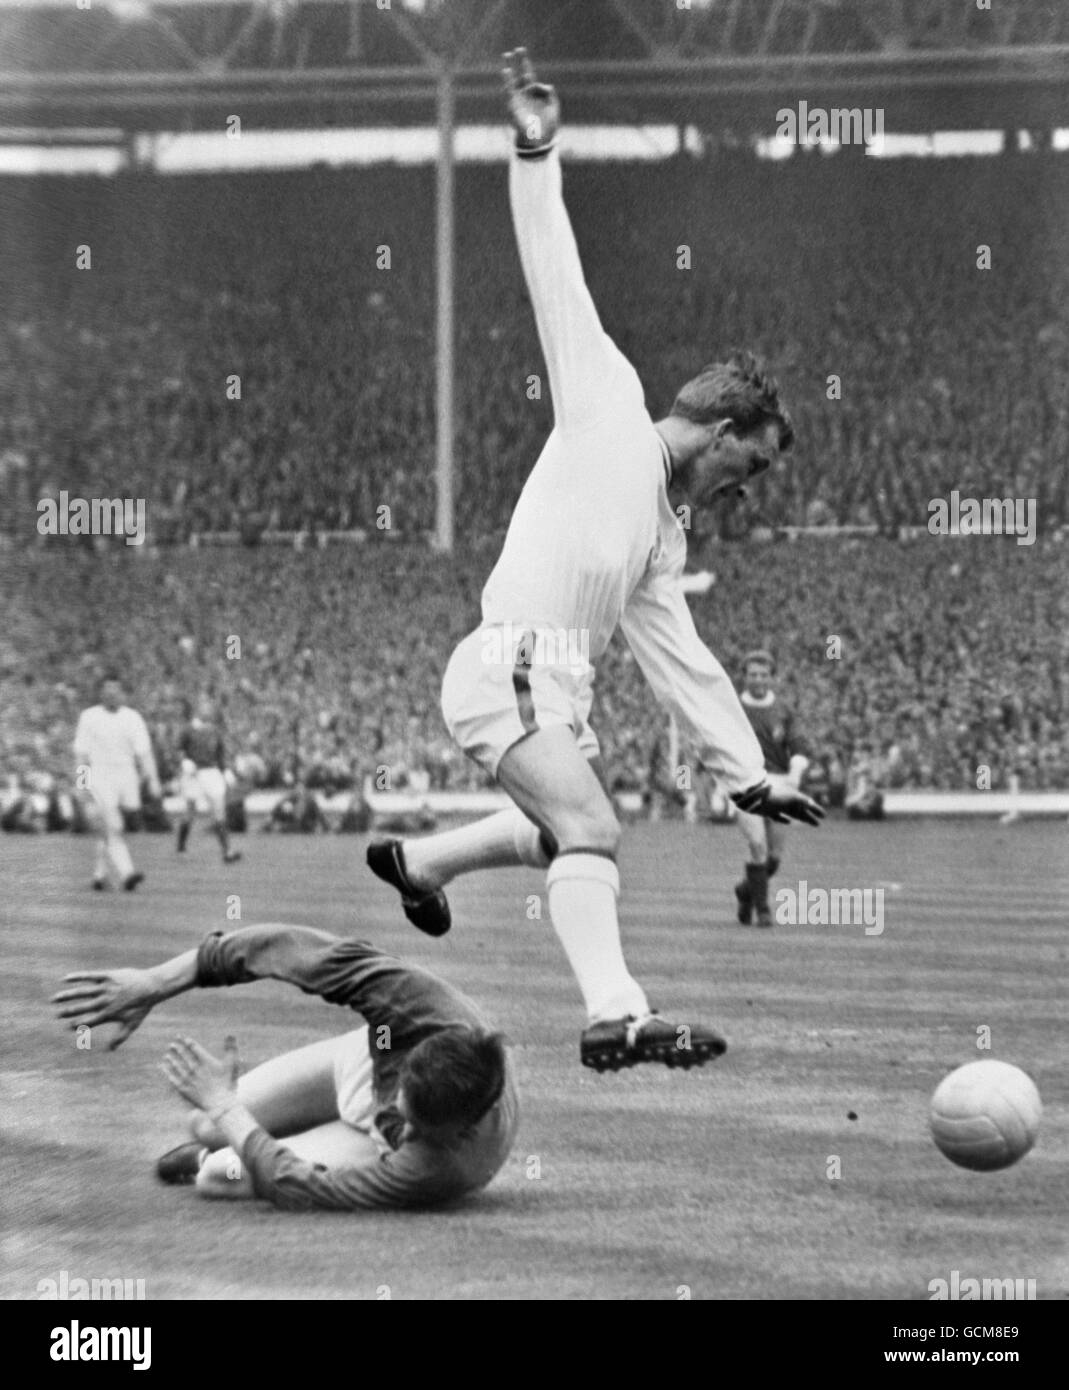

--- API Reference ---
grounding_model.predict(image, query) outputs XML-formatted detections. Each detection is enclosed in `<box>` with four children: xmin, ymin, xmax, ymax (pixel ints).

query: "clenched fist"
<box><xmin>503</xmin><ymin>47</ymin><xmax>559</xmax><ymax>157</ymax></box>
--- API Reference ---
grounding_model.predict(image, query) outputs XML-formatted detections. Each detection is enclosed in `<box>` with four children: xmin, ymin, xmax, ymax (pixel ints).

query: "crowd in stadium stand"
<box><xmin>2</xmin><ymin>152</ymin><xmax>1067</xmax><ymax>539</ymax></box>
<box><xmin>2</xmin><ymin>538</ymin><xmax>1066</xmax><ymax>811</ymax></box>
<box><xmin>1</xmin><ymin>152</ymin><xmax>1067</xmax><ymax>806</ymax></box>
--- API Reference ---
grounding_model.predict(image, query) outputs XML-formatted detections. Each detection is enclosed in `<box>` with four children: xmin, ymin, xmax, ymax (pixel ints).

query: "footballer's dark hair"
<box><xmin>400</xmin><ymin>1026</ymin><xmax>508</xmax><ymax>1131</ymax></box>
<box><xmin>670</xmin><ymin>350</ymin><xmax>794</xmax><ymax>451</ymax></box>
<box><xmin>743</xmin><ymin>648</ymin><xmax>776</xmax><ymax>674</ymax></box>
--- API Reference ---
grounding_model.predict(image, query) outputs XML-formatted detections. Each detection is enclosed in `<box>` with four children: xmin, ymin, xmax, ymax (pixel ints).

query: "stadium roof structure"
<box><xmin>2</xmin><ymin>0</ymin><xmax>1069</xmax><ymax>136</ymax></box>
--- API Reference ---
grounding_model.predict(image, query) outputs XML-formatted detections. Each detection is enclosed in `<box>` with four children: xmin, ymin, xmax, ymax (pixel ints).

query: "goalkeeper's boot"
<box><xmin>581</xmin><ymin>1011</ymin><xmax>727</xmax><ymax>1073</ymax></box>
<box><xmin>123</xmin><ymin>871</ymin><xmax>145</xmax><ymax>893</ymax></box>
<box><xmin>156</xmin><ymin>1142</ymin><xmax>207</xmax><ymax>1186</ymax></box>
<box><xmin>367</xmin><ymin>839</ymin><xmax>452</xmax><ymax>938</ymax></box>
<box><xmin>746</xmin><ymin>862</ymin><xmax>773</xmax><ymax>928</ymax></box>
<box><xmin>223</xmin><ymin>849</ymin><xmax>242</xmax><ymax>864</ymax></box>
<box><xmin>734</xmin><ymin>876</ymin><xmax>753</xmax><ymax>925</ymax></box>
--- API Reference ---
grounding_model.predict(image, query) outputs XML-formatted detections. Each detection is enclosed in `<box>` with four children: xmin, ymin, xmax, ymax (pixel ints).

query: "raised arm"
<box><xmin>504</xmin><ymin>48</ymin><xmax>636</xmax><ymax>433</ymax></box>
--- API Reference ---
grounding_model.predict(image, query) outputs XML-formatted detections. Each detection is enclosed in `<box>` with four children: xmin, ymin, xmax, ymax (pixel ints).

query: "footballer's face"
<box><xmin>692</xmin><ymin>418</ymin><xmax>781</xmax><ymax>504</ymax></box>
<box><xmin>744</xmin><ymin>662</ymin><xmax>773</xmax><ymax>699</ymax></box>
<box><xmin>100</xmin><ymin>680</ymin><xmax>123</xmax><ymax>711</ymax></box>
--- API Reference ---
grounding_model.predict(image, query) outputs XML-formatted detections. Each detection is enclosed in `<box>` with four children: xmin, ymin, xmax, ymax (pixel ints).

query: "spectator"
<box><xmin>264</xmin><ymin>782</ymin><xmax>331</xmax><ymax>834</ymax></box>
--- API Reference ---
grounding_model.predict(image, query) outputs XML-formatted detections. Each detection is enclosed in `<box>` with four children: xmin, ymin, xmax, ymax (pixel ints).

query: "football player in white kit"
<box><xmin>370</xmin><ymin>51</ymin><xmax>823</xmax><ymax>1072</ymax></box>
<box><xmin>73</xmin><ymin>674</ymin><xmax>161</xmax><ymax>892</ymax></box>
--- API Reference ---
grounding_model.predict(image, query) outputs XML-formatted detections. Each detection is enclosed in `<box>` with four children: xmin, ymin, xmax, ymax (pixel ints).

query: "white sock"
<box><xmin>108</xmin><ymin>836</ymin><xmax>135</xmax><ymax>881</ymax></box>
<box><xmin>403</xmin><ymin>809</ymin><xmax>551</xmax><ymax>891</ymax></box>
<box><xmin>546</xmin><ymin>853</ymin><xmax>648</xmax><ymax>1023</ymax></box>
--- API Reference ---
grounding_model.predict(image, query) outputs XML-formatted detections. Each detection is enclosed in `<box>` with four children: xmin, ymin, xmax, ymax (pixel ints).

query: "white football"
<box><xmin>930</xmin><ymin>1060</ymin><xmax>1041</xmax><ymax>1171</ymax></box>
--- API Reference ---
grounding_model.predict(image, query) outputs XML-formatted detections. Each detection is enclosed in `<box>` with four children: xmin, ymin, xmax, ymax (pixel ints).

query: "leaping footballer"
<box><xmin>370</xmin><ymin>49</ymin><xmax>824</xmax><ymax>1073</ymax></box>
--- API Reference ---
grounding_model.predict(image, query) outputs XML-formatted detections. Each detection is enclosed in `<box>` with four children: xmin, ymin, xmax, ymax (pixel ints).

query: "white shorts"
<box><xmin>85</xmin><ymin>770</ymin><xmax>140</xmax><ymax>830</ymax></box>
<box><xmin>441</xmin><ymin>624</ymin><xmax>600</xmax><ymax>778</ymax></box>
<box><xmin>332</xmin><ymin>1026</ymin><xmax>378</xmax><ymax>1131</ymax></box>
<box><xmin>180</xmin><ymin>764</ymin><xmax>227</xmax><ymax>818</ymax></box>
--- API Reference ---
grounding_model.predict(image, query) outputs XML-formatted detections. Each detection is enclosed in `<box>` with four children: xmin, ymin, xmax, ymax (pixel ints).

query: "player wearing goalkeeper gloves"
<box><xmin>52</xmin><ymin>926</ymin><xmax>516</xmax><ymax>1211</ymax></box>
<box><xmin>369</xmin><ymin>48</ymin><xmax>823</xmax><ymax>1074</ymax></box>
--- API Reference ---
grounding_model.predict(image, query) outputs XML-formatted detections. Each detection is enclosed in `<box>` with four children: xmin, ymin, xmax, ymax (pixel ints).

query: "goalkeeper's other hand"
<box><xmin>502</xmin><ymin>46</ymin><xmax>559</xmax><ymax>157</ymax></box>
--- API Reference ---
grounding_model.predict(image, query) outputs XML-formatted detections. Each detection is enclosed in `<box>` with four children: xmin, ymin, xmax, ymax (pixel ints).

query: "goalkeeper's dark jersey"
<box><xmin>195</xmin><ymin>926</ymin><xmax>519</xmax><ymax>1212</ymax></box>
<box><xmin>179</xmin><ymin>721</ymin><xmax>224</xmax><ymax>770</ymax></box>
<box><xmin>740</xmin><ymin>691</ymin><xmax>807</xmax><ymax>776</ymax></box>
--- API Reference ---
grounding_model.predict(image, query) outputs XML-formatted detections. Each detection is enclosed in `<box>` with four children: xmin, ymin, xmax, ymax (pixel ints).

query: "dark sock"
<box><xmin>766</xmin><ymin>855</ymin><xmax>780</xmax><ymax>879</ymax></box>
<box><xmin>745</xmin><ymin>862</ymin><xmax>770</xmax><ymax>914</ymax></box>
<box><xmin>177</xmin><ymin>820</ymin><xmax>191</xmax><ymax>852</ymax></box>
<box><xmin>212</xmin><ymin>821</ymin><xmax>230</xmax><ymax>857</ymax></box>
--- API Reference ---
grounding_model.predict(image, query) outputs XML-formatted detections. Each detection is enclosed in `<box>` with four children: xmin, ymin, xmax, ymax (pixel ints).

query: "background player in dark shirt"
<box><xmin>176</xmin><ymin>695</ymin><xmax>240</xmax><ymax>863</ymax></box>
<box><xmin>733</xmin><ymin>651</ymin><xmax>811</xmax><ymax>927</ymax></box>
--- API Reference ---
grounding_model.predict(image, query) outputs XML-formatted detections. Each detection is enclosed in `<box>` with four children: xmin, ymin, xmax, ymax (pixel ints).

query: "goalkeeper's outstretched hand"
<box><xmin>733</xmin><ymin>780</ymin><xmax>826</xmax><ymax>828</ymax></box>
<box><xmin>503</xmin><ymin>47</ymin><xmax>559</xmax><ymax>157</ymax></box>
<box><xmin>52</xmin><ymin>967</ymin><xmax>158</xmax><ymax>1050</ymax></box>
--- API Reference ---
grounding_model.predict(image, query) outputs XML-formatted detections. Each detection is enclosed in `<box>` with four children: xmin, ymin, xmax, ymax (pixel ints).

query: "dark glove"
<box><xmin>732</xmin><ymin>780</ymin><xmax>825</xmax><ymax>827</ymax></box>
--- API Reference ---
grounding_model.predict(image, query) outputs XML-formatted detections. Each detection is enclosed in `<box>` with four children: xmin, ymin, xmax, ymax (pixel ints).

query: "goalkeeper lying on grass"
<box><xmin>53</xmin><ymin>925</ymin><xmax>517</xmax><ymax>1211</ymax></box>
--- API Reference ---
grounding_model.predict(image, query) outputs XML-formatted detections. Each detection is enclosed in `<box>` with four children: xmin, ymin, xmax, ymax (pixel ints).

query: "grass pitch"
<box><xmin>2</xmin><ymin>818</ymin><xmax>1066</xmax><ymax>1300</ymax></box>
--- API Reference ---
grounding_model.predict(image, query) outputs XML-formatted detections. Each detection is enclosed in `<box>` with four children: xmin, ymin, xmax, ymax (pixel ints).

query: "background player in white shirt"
<box><xmin>73</xmin><ymin>674</ymin><xmax>161</xmax><ymax>891</ymax></box>
<box><xmin>370</xmin><ymin>50</ymin><xmax>823</xmax><ymax>1073</ymax></box>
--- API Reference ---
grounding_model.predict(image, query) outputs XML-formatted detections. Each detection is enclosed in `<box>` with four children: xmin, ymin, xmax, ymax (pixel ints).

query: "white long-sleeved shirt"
<box><xmin>480</xmin><ymin>149</ymin><xmax>765</xmax><ymax>795</ymax></box>
<box><xmin>73</xmin><ymin>704</ymin><xmax>154</xmax><ymax>779</ymax></box>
